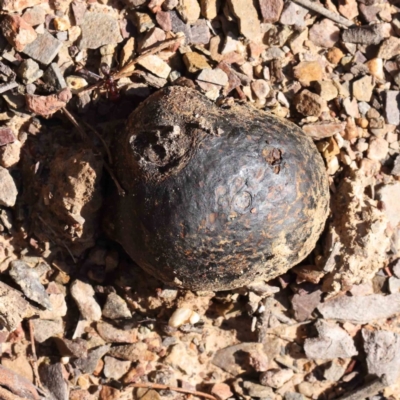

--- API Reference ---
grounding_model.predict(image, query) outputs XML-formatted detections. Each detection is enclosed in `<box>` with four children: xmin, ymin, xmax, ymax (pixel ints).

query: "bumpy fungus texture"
<box><xmin>106</xmin><ymin>86</ymin><xmax>329</xmax><ymax>291</ymax></box>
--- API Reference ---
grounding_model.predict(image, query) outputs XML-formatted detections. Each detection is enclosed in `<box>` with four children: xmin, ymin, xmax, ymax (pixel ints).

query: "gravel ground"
<box><xmin>0</xmin><ymin>0</ymin><xmax>399</xmax><ymax>399</ymax></box>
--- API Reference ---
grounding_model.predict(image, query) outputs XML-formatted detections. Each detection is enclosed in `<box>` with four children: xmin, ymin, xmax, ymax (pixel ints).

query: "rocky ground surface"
<box><xmin>0</xmin><ymin>0</ymin><xmax>400</xmax><ymax>399</ymax></box>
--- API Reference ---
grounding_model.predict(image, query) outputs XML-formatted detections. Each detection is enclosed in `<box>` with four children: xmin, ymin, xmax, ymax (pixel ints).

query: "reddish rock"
<box><xmin>156</xmin><ymin>11</ymin><xmax>172</xmax><ymax>31</ymax></box>
<box><xmin>100</xmin><ymin>386</ymin><xmax>121</xmax><ymax>400</ymax></box>
<box><xmin>211</xmin><ymin>383</ymin><xmax>233</xmax><ymax>400</ymax></box>
<box><xmin>1</xmin><ymin>0</ymin><xmax>43</xmax><ymax>12</ymax></box>
<box><xmin>294</xmin><ymin>90</ymin><xmax>324</xmax><ymax>117</ymax></box>
<box><xmin>309</xmin><ymin>18</ymin><xmax>340</xmax><ymax>48</ymax></box>
<box><xmin>1</xmin><ymin>14</ymin><xmax>37</xmax><ymax>52</ymax></box>
<box><xmin>25</xmin><ymin>88</ymin><xmax>72</xmax><ymax>117</ymax></box>
<box><xmin>259</xmin><ymin>0</ymin><xmax>283</xmax><ymax>22</ymax></box>
<box><xmin>0</xmin><ymin>128</ymin><xmax>16</xmax><ymax>147</ymax></box>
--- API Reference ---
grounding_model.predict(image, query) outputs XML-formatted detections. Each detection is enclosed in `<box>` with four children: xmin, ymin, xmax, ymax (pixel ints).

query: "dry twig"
<box><xmin>291</xmin><ymin>0</ymin><xmax>354</xmax><ymax>27</ymax></box>
<box><xmin>337</xmin><ymin>375</ymin><xmax>389</xmax><ymax>400</ymax></box>
<box><xmin>128</xmin><ymin>382</ymin><xmax>218</xmax><ymax>400</ymax></box>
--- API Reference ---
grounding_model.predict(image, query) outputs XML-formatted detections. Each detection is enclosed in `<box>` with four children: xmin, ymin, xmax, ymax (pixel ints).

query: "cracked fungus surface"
<box><xmin>106</xmin><ymin>86</ymin><xmax>330</xmax><ymax>291</ymax></box>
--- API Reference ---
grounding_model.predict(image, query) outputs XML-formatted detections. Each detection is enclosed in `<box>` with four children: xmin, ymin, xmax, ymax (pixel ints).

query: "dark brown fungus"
<box><xmin>105</xmin><ymin>86</ymin><xmax>329</xmax><ymax>291</ymax></box>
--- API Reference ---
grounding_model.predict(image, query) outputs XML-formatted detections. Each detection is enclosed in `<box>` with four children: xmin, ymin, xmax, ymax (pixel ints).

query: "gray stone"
<box><xmin>384</xmin><ymin>91</ymin><xmax>400</xmax><ymax>125</ymax></box>
<box><xmin>79</xmin><ymin>13</ymin><xmax>123</xmax><ymax>50</ymax></box>
<box><xmin>17</xmin><ymin>58</ymin><xmax>42</xmax><ymax>84</ymax></box>
<box><xmin>102</xmin><ymin>292</ymin><xmax>132</xmax><ymax>319</ymax></box>
<box><xmin>32</xmin><ymin>318</ymin><xmax>63</xmax><ymax>343</ymax></box>
<box><xmin>392</xmin><ymin>156</ymin><xmax>400</xmax><ymax>177</ymax></box>
<box><xmin>73</xmin><ymin>344</ymin><xmax>111</xmax><ymax>374</ymax></box>
<box><xmin>284</xmin><ymin>393</ymin><xmax>305</xmax><ymax>400</ymax></box>
<box><xmin>103</xmin><ymin>356</ymin><xmax>131</xmax><ymax>380</ymax></box>
<box><xmin>318</xmin><ymin>294</ymin><xmax>400</xmax><ymax>324</ymax></box>
<box><xmin>304</xmin><ymin>320</ymin><xmax>358</xmax><ymax>360</ymax></box>
<box><xmin>22</xmin><ymin>32</ymin><xmax>62</xmax><ymax>65</ymax></box>
<box><xmin>43</xmin><ymin>63</ymin><xmax>67</xmax><ymax>90</ymax></box>
<box><xmin>170</xmin><ymin>11</ymin><xmax>191</xmax><ymax>44</ymax></box>
<box><xmin>190</xmin><ymin>19</ymin><xmax>210</xmax><ymax>45</ymax></box>
<box><xmin>323</xmin><ymin>360</ymin><xmax>347</xmax><ymax>381</ymax></box>
<box><xmin>9</xmin><ymin>260</ymin><xmax>51</xmax><ymax>309</ymax></box>
<box><xmin>280</xmin><ymin>1</ymin><xmax>308</xmax><ymax>26</ymax></box>
<box><xmin>292</xmin><ymin>289</ymin><xmax>322</xmax><ymax>322</ymax></box>
<box><xmin>96</xmin><ymin>321</ymin><xmax>137</xmax><ymax>343</ymax></box>
<box><xmin>197</xmin><ymin>68</ymin><xmax>228</xmax><ymax>86</ymax></box>
<box><xmin>389</xmin><ymin>277</ymin><xmax>400</xmax><ymax>294</ymax></box>
<box><xmin>39</xmin><ymin>362</ymin><xmax>69</xmax><ymax>400</ymax></box>
<box><xmin>243</xmin><ymin>381</ymin><xmax>274</xmax><ymax>398</ymax></box>
<box><xmin>0</xmin><ymin>166</ymin><xmax>17</xmax><ymax>207</ymax></box>
<box><xmin>363</xmin><ymin>329</ymin><xmax>400</xmax><ymax>384</ymax></box>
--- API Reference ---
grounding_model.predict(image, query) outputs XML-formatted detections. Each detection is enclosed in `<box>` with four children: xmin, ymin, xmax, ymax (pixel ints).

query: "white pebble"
<box><xmin>168</xmin><ymin>308</ymin><xmax>198</xmax><ymax>327</ymax></box>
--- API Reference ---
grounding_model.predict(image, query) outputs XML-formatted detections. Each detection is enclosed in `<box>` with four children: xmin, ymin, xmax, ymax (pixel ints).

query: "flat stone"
<box><xmin>259</xmin><ymin>0</ymin><xmax>284</xmax><ymax>23</ymax></box>
<box><xmin>22</xmin><ymin>5</ymin><xmax>46</xmax><ymax>26</ymax></box>
<box><xmin>363</xmin><ymin>329</ymin><xmax>400</xmax><ymax>384</ymax></box>
<box><xmin>183</xmin><ymin>52</ymin><xmax>210</xmax><ymax>73</ymax></box>
<box><xmin>259</xmin><ymin>368</ymin><xmax>294</xmax><ymax>389</ymax></box>
<box><xmin>327</xmin><ymin>47</ymin><xmax>344</xmax><ymax>65</ymax></box>
<box><xmin>0</xmin><ymin>166</ymin><xmax>17</xmax><ymax>207</ymax></box>
<box><xmin>251</xmin><ymin>79</ymin><xmax>270</xmax><ymax>100</ymax></box>
<box><xmin>304</xmin><ymin>320</ymin><xmax>358</xmax><ymax>360</ymax></box>
<box><xmin>316</xmin><ymin>81</ymin><xmax>338</xmax><ymax>101</ymax></box>
<box><xmin>343</xmin><ymin>97</ymin><xmax>359</xmax><ymax>118</ymax></box>
<box><xmin>318</xmin><ymin>294</ymin><xmax>400</xmax><ymax>324</ymax></box>
<box><xmin>389</xmin><ymin>277</ymin><xmax>400</xmax><ymax>294</ymax></box>
<box><xmin>54</xmin><ymin>337</ymin><xmax>88</xmax><ymax>358</ymax></box>
<box><xmin>138</xmin><ymin>55</ymin><xmax>171</xmax><ymax>79</ymax></box>
<box><xmin>1</xmin><ymin>14</ymin><xmax>37</xmax><ymax>52</ymax></box>
<box><xmin>71</xmin><ymin>0</ymin><xmax>87</xmax><ymax>25</ymax></box>
<box><xmin>200</xmin><ymin>0</ymin><xmax>219</xmax><ymax>19</ymax></box>
<box><xmin>17</xmin><ymin>58</ymin><xmax>43</xmax><ymax>84</ymax></box>
<box><xmin>0</xmin><ymin>281</ymin><xmax>35</xmax><ymax>331</ymax></box>
<box><xmin>294</xmin><ymin>90</ymin><xmax>324</xmax><ymax>117</ymax></box>
<box><xmin>197</xmin><ymin>68</ymin><xmax>228</xmax><ymax>86</ymax></box>
<box><xmin>25</xmin><ymin>88</ymin><xmax>72</xmax><ymax>116</ymax></box>
<box><xmin>132</xmin><ymin>11</ymin><xmax>155</xmax><ymax>33</ymax></box>
<box><xmin>177</xmin><ymin>0</ymin><xmax>200</xmax><ymax>24</ymax></box>
<box><xmin>392</xmin><ymin>155</ymin><xmax>400</xmax><ymax>177</ymax></box>
<box><xmin>70</xmin><ymin>280</ymin><xmax>102</xmax><ymax>321</ymax></box>
<box><xmin>102</xmin><ymin>293</ymin><xmax>131</xmax><ymax>319</ymax></box>
<box><xmin>293</xmin><ymin>61</ymin><xmax>323</xmax><ymax>86</ymax></box>
<box><xmin>367</xmin><ymin>137</ymin><xmax>388</xmax><ymax>161</ymax></box>
<box><xmin>280</xmin><ymin>1</ymin><xmax>308</xmax><ymax>26</ymax></box>
<box><xmin>352</xmin><ymin>75</ymin><xmax>374</xmax><ymax>101</ymax></box>
<box><xmin>79</xmin><ymin>12</ymin><xmax>123</xmax><ymax>50</ymax></box>
<box><xmin>243</xmin><ymin>381</ymin><xmax>274</xmax><ymax>398</ymax></box>
<box><xmin>32</xmin><ymin>318</ymin><xmax>63</xmax><ymax>343</ymax></box>
<box><xmin>170</xmin><ymin>11</ymin><xmax>191</xmax><ymax>44</ymax></box>
<box><xmin>359</xmin><ymin>3</ymin><xmax>380</xmax><ymax>22</ymax></box>
<box><xmin>0</xmin><ymin>128</ymin><xmax>16</xmax><ymax>146</ymax></box>
<box><xmin>228</xmin><ymin>0</ymin><xmax>261</xmax><ymax>41</ymax></box>
<box><xmin>9</xmin><ymin>260</ymin><xmax>51</xmax><ymax>309</ymax></box>
<box><xmin>1</xmin><ymin>0</ymin><xmax>42</xmax><ymax>12</ymax></box>
<box><xmin>285</xmin><ymin>393</ymin><xmax>305</xmax><ymax>400</ymax></box>
<box><xmin>22</xmin><ymin>32</ymin><xmax>63</xmax><ymax>65</ymax></box>
<box><xmin>100</xmin><ymin>386</ymin><xmax>121</xmax><ymax>400</ymax></box>
<box><xmin>190</xmin><ymin>19</ymin><xmax>210</xmax><ymax>45</ymax></box>
<box><xmin>378</xmin><ymin>37</ymin><xmax>400</xmax><ymax>60</ymax></box>
<box><xmin>309</xmin><ymin>18</ymin><xmax>340</xmax><ymax>48</ymax></box>
<box><xmin>139</xmin><ymin>27</ymin><xmax>165</xmax><ymax>52</ymax></box>
<box><xmin>323</xmin><ymin>360</ymin><xmax>347</xmax><ymax>382</ymax></box>
<box><xmin>109</xmin><ymin>343</ymin><xmax>155</xmax><ymax>362</ymax></box>
<box><xmin>376</xmin><ymin>182</ymin><xmax>400</xmax><ymax>229</ymax></box>
<box><xmin>291</xmin><ymin>289</ymin><xmax>322</xmax><ymax>321</ymax></box>
<box><xmin>103</xmin><ymin>356</ymin><xmax>131</xmax><ymax>380</ymax></box>
<box><xmin>1</xmin><ymin>356</ymin><xmax>33</xmax><ymax>383</ymax></box>
<box><xmin>96</xmin><ymin>321</ymin><xmax>137</xmax><ymax>344</ymax></box>
<box><xmin>42</xmin><ymin>63</ymin><xmax>67</xmax><ymax>91</ymax></box>
<box><xmin>39</xmin><ymin>363</ymin><xmax>69</xmax><ymax>400</ymax></box>
<box><xmin>211</xmin><ymin>383</ymin><xmax>233</xmax><ymax>400</ymax></box>
<box><xmin>73</xmin><ymin>344</ymin><xmax>111</xmax><ymax>374</ymax></box>
<box><xmin>384</xmin><ymin>91</ymin><xmax>400</xmax><ymax>125</ymax></box>
<box><xmin>338</xmin><ymin>0</ymin><xmax>358</xmax><ymax>20</ymax></box>
<box><xmin>212</xmin><ymin>343</ymin><xmax>265</xmax><ymax>375</ymax></box>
